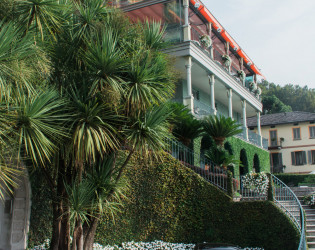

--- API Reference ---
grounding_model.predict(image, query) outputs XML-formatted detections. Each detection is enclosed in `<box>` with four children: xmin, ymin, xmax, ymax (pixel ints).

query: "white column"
<box><xmin>257</xmin><ymin>111</ymin><xmax>263</xmax><ymax>146</ymax></box>
<box><xmin>184</xmin><ymin>56</ymin><xmax>194</xmax><ymax>113</ymax></box>
<box><xmin>227</xmin><ymin>88</ymin><xmax>233</xmax><ymax>119</ymax></box>
<box><xmin>241</xmin><ymin>100</ymin><xmax>248</xmax><ymax>141</ymax></box>
<box><xmin>183</xmin><ymin>0</ymin><xmax>191</xmax><ymax>41</ymax></box>
<box><xmin>208</xmin><ymin>74</ymin><xmax>216</xmax><ymax>115</ymax></box>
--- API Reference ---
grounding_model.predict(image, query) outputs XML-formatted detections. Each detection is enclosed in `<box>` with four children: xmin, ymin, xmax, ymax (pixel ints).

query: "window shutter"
<box><xmin>303</xmin><ymin>151</ymin><xmax>307</xmax><ymax>165</ymax></box>
<box><xmin>279</xmin><ymin>153</ymin><xmax>283</xmax><ymax>166</ymax></box>
<box><xmin>291</xmin><ymin>152</ymin><xmax>295</xmax><ymax>165</ymax></box>
<box><xmin>308</xmin><ymin>151</ymin><xmax>312</xmax><ymax>164</ymax></box>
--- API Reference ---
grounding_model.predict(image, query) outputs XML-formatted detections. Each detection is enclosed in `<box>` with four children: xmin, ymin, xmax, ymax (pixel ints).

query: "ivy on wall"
<box><xmin>193</xmin><ymin>136</ymin><xmax>270</xmax><ymax>177</ymax></box>
<box><xmin>95</xmin><ymin>152</ymin><xmax>298</xmax><ymax>250</ymax></box>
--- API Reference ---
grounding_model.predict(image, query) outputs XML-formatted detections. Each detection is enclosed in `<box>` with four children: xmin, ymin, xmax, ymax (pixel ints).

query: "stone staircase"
<box><xmin>291</xmin><ymin>187</ymin><xmax>315</xmax><ymax>250</ymax></box>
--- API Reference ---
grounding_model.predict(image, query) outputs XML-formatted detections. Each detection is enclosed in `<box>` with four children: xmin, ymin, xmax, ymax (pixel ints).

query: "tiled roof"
<box><xmin>247</xmin><ymin>111</ymin><xmax>315</xmax><ymax>127</ymax></box>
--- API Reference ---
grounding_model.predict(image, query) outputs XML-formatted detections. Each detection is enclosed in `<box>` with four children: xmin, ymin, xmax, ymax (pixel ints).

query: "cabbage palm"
<box><xmin>202</xmin><ymin>115</ymin><xmax>242</xmax><ymax>146</ymax></box>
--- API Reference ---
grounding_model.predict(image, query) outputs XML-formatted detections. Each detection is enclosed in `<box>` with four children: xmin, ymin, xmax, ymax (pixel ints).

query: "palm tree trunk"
<box><xmin>50</xmin><ymin>202</ymin><xmax>61</xmax><ymax>250</ymax></box>
<box><xmin>83</xmin><ymin>213</ymin><xmax>101</xmax><ymax>250</ymax></box>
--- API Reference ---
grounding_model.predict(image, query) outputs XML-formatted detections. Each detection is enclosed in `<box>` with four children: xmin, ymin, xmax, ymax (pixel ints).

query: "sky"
<box><xmin>203</xmin><ymin>0</ymin><xmax>315</xmax><ymax>88</ymax></box>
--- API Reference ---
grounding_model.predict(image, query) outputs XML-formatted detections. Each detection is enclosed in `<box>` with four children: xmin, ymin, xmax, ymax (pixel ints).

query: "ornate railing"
<box><xmin>272</xmin><ymin>175</ymin><xmax>306</xmax><ymax>250</ymax></box>
<box><xmin>164</xmin><ymin>137</ymin><xmax>228</xmax><ymax>191</ymax></box>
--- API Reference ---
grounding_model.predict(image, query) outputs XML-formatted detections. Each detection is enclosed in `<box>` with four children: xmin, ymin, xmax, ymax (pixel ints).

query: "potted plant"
<box><xmin>249</xmin><ymin>81</ymin><xmax>257</xmax><ymax>91</ymax></box>
<box><xmin>303</xmin><ymin>192</ymin><xmax>315</xmax><ymax>208</ymax></box>
<box><xmin>237</xmin><ymin>70</ymin><xmax>246</xmax><ymax>86</ymax></box>
<box><xmin>222</xmin><ymin>54</ymin><xmax>232</xmax><ymax>69</ymax></box>
<box><xmin>255</xmin><ymin>86</ymin><xmax>262</xmax><ymax>97</ymax></box>
<box><xmin>200</xmin><ymin>34</ymin><xmax>212</xmax><ymax>48</ymax></box>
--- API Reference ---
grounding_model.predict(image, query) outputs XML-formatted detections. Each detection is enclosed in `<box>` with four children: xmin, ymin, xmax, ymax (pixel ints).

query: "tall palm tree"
<box><xmin>202</xmin><ymin>115</ymin><xmax>242</xmax><ymax>146</ymax></box>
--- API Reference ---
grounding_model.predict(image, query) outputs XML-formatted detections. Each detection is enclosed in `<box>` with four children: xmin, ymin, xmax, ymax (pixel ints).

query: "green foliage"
<box><xmin>94</xmin><ymin>152</ymin><xmax>299</xmax><ymax>250</ymax></box>
<box><xmin>225</xmin><ymin>137</ymin><xmax>270</xmax><ymax>177</ymax></box>
<box><xmin>261</xmin><ymin>95</ymin><xmax>292</xmax><ymax>114</ymax></box>
<box><xmin>27</xmin><ymin>167</ymin><xmax>53</xmax><ymax>248</ymax></box>
<box><xmin>204</xmin><ymin>145</ymin><xmax>240</xmax><ymax>169</ymax></box>
<box><xmin>275</xmin><ymin>174</ymin><xmax>315</xmax><ymax>187</ymax></box>
<box><xmin>169</xmin><ymin>102</ymin><xmax>203</xmax><ymax>147</ymax></box>
<box><xmin>260</xmin><ymin>81</ymin><xmax>315</xmax><ymax>113</ymax></box>
<box><xmin>202</xmin><ymin>115</ymin><xmax>242</xmax><ymax>146</ymax></box>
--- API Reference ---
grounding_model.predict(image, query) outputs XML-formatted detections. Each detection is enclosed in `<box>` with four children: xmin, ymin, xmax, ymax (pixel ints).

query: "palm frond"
<box><xmin>124</xmin><ymin>104</ymin><xmax>172</xmax><ymax>158</ymax></box>
<box><xmin>10</xmin><ymin>89</ymin><xmax>68</xmax><ymax>166</ymax></box>
<box><xmin>202</xmin><ymin>115</ymin><xmax>242</xmax><ymax>146</ymax></box>
<box><xmin>142</xmin><ymin>20</ymin><xmax>168</xmax><ymax>50</ymax></box>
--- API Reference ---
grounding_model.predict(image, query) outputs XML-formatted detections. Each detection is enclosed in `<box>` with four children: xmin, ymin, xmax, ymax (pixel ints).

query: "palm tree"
<box><xmin>202</xmin><ymin>115</ymin><xmax>242</xmax><ymax>146</ymax></box>
<box><xmin>0</xmin><ymin>0</ymin><xmax>176</xmax><ymax>249</ymax></box>
<box><xmin>169</xmin><ymin>103</ymin><xmax>203</xmax><ymax>147</ymax></box>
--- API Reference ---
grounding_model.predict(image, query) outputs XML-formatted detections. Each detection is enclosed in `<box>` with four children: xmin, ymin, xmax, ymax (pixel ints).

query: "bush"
<box><xmin>275</xmin><ymin>174</ymin><xmax>315</xmax><ymax>186</ymax></box>
<box><xmin>95</xmin><ymin>152</ymin><xmax>299</xmax><ymax>250</ymax></box>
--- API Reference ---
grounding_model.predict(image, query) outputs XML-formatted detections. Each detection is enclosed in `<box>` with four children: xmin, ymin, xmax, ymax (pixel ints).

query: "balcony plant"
<box><xmin>237</xmin><ymin>70</ymin><xmax>246</xmax><ymax>85</ymax></box>
<box><xmin>255</xmin><ymin>87</ymin><xmax>262</xmax><ymax>97</ymax></box>
<box><xmin>249</xmin><ymin>82</ymin><xmax>257</xmax><ymax>92</ymax></box>
<box><xmin>200</xmin><ymin>34</ymin><xmax>212</xmax><ymax>48</ymax></box>
<box><xmin>222</xmin><ymin>54</ymin><xmax>232</xmax><ymax>69</ymax></box>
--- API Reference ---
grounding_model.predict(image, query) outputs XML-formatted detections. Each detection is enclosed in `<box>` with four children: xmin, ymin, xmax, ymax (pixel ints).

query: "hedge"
<box><xmin>194</xmin><ymin>136</ymin><xmax>270</xmax><ymax>179</ymax></box>
<box><xmin>95</xmin><ymin>152</ymin><xmax>299</xmax><ymax>250</ymax></box>
<box><xmin>275</xmin><ymin>174</ymin><xmax>315</xmax><ymax>187</ymax></box>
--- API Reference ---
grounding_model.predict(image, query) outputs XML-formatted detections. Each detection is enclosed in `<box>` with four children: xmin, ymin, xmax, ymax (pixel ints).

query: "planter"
<box><xmin>200</xmin><ymin>35</ymin><xmax>212</xmax><ymax>48</ymax></box>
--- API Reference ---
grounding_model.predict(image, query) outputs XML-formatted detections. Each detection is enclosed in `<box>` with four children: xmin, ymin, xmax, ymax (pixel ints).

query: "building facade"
<box><xmin>118</xmin><ymin>0</ymin><xmax>268</xmax><ymax>150</ymax></box>
<box><xmin>247</xmin><ymin>112</ymin><xmax>315</xmax><ymax>173</ymax></box>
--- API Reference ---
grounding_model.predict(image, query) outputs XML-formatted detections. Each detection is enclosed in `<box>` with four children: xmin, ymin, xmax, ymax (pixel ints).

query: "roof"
<box><xmin>247</xmin><ymin>111</ymin><xmax>315</xmax><ymax>127</ymax></box>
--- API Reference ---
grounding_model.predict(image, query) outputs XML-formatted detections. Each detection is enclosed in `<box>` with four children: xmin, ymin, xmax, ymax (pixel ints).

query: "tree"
<box><xmin>262</xmin><ymin>95</ymin><xmax>292</xmax><ymax>114</ymax></box>
<box><xmin>202</xmin><ymin>115</ymin><xmax>242</xmax><ymax>147</ymax></box>
<box><xmin>0</xmin><ymin>1</ymin><xmax>176</xmax><ymax>249</ymax></box>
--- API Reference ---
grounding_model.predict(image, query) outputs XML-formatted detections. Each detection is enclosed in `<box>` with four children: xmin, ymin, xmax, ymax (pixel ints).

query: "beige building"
<box><xmin>247</xmin><ymin>112</ymin><xmax>315</xmax><ymax>173</ymax></box>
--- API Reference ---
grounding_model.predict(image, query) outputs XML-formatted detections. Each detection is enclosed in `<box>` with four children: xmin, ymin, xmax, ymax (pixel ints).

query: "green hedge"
<box><xmin>95</xmin><ymin>152</ymin><xmax>299</xmax><ymax>250</ymax></box>
<box><xmin>226</xmin><ymin>137</ymin><xmax>270</xmax><ymax>177</ymax></box>
<box><xmin>275</xmin><ymin>174</ymin><xmax>315</xmax><ymax>187</ymax></box>
<box><xmin>27</xmin><ymin>168</ymin><xmax>53</xmax><ymax>248</ymax></box>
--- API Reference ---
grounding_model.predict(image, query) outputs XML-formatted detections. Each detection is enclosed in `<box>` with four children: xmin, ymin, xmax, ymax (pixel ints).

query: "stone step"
<box><xmin>307</xmin><ymin>236</ymin><xmax>315</xmax><ymax>242</ymax></box>
<box><xmin>307</xmin><ymin>225</ymin><xmax>315</xmax><ymax>230</ymax></box>
<box><xmin>307</xmin><ymin>230</ymin><xmax>315</xmax><ymax>237</ymax></box>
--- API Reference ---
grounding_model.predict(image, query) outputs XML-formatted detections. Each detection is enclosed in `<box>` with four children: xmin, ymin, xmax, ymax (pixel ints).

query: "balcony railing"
<box><xmin>189</xmin><ymin>27</ymin><xmax>261</xmax><ymax>101</ymax></box>
<box><xmin>164</xmin><ymin>137</ymin><xmax>228</xmax><ymax>191</ymax></box>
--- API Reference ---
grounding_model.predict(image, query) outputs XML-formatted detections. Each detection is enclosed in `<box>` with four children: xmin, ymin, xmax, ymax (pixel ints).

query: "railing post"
<box><xmin>267</xmin><ymin>173</ymin><xmax>274</xmax><ymax>201</ymax></box>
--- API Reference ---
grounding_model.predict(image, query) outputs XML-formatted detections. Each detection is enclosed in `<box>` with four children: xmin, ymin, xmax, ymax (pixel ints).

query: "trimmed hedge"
<box><xmin>275</xmin><ymin>174</ymin><xmax>315</xmax><ymax>187</ymax></box>
<box><xmin>27</xmin><ymin>168</ymin><xmax>53</xmax><ymax>248</ymax></box>
<box><xmin>95</xmin><ymin>152</ymin><xmax>299</xmax><ymax>250</ymax></box>
<box><xmin>194</xmin><ymin>136</ymin><xmax>270</xmax><ymax>178</ymax></box>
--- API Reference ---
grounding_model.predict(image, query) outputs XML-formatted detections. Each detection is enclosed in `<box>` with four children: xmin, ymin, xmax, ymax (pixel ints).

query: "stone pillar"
<box><xmin>183</xmin><ymin>0</ymin><xmax>191</xmax><ymax>41</ymax></box>
<box><xmin>184</xmin><ymin>56</ymin><xmax>194</xmax><ymax>113</ymax></box>
<box><xmin>241</xmin><ymin>100</ymin><xmax>248</xmax><ymax>141</ymax></box>
<box><xmin>208</xmin><ymin>74</ymin><xmax>216</xmax><ymax>115</ymax></box>
<box><xmin>257</xmin><ymin>111</ymin><xmax>263</xmax><ymax>147</ymax></box>
<box><xmin>227</xmin><ymin>88</ymin><xmax>233</xmax><ymax>119</ymax></box>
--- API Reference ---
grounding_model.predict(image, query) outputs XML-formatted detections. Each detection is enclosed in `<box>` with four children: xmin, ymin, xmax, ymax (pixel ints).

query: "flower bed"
<box><xmin>30</xmin><ymin>240</ymin><xmax>264</xmax><ymax>250</ymax></box>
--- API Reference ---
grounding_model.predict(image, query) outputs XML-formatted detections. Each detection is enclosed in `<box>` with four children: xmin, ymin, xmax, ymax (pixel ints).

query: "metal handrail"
<box><xmin>164</xmin><ymin>137</ymin><xmax>228</xmax><ymax>191</ymax></box>
<box><xmin>272</xmin><ymin>175</ymin><xmax>306</xmax><ymax>250</ymax></box>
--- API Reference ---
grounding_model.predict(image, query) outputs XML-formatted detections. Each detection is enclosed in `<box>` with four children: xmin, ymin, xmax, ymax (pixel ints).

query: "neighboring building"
<box><xmin>119</xmin><ymin>0</ymin><xmax>268</xmax><ymax>149</ymax></box>
<box><xmin>247</xmin><ymin>112</ymin><xmax>315</xmax><ymax>173</ymax></box>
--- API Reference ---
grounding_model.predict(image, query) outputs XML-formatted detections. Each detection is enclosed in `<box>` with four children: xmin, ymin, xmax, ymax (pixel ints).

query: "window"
<box><xmin>307</xmin><ymin>150</ymin><xmax>315</xmax><ymax>164</ymax></box>
<box><xmin>269</xmin><ymin>130</ymin><xmax>277</xmax><ymax>146</ymax></box>
<box><xmin>293</xmin><ymin>127</ymin><xmax>301</xmax><ymax>140</ymax></box>
<box><xmin>291</xmin><ymin>151</ymin><xmax>307</xmax><ymax>166</ymax></box>
<box><xmin>310</xmin><ymin>126</ymin><xmax>315</xmax><ymax>138</ymax></box>
<box><xmin>270</xmin><ymin>153</ymin><xmax>283</xmax><ymax>173</ymax></box>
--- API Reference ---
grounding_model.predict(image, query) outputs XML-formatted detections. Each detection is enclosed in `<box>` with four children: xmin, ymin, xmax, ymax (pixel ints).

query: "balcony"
<box><xmin>269</xmin><ymin>139</ymin><xmax>283</xmax><ymax>150</ymax></box>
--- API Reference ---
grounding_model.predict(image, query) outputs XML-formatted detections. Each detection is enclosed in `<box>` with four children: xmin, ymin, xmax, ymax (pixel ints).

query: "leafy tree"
<box><xmin>262</xmin><ymin>95</ymin><xmax>292</xmax><ymax>114</ymax></box>
<box><xmin>0</xmin><ymin>1</ymin><xmax>176</xmax><ymax>250</ymax></box>
<box><xmin>260</xmin><ymin>81</ymin><xmax>315</xmax><ymax>113</ymax></box>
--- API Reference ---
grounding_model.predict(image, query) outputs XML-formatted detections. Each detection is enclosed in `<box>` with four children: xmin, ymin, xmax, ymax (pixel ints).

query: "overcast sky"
<box><xmin>204</xmin><ymin>0</ymin><xmax>315</xmax><ymax>89</ymax></box>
